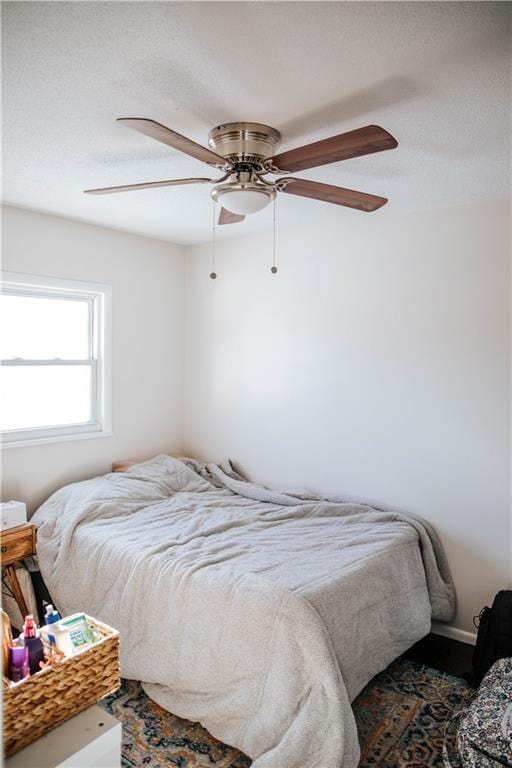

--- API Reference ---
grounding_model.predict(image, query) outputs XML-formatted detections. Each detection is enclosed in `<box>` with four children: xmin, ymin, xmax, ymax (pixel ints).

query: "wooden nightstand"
<box><xmin>1</xmin><ymin>524</ymin><xmax>36</xmax><ymax>618</ymax></box>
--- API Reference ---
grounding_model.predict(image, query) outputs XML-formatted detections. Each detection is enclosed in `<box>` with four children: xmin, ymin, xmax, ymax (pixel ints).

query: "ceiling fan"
<box><xmin>84</xmin><ymin>119</ymin><xmax>398</xmax><ymax>224</ymax></box>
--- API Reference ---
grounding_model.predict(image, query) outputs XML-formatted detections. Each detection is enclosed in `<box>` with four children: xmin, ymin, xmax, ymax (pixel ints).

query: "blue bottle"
<box><xmin>44</xmin><ymin>604</ymin><xmax>61</xmax><ymax>627</ymax></box>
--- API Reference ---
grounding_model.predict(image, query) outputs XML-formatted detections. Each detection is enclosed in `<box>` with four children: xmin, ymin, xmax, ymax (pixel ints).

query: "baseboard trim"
<box><xmin>431</xmin><ymin>621</ymin><xmax>477</xmax><ymax>646</ymax></box>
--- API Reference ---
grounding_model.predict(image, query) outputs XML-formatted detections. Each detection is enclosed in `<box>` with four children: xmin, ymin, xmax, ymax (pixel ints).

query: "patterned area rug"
<box><xmin>99</xmin><ymin>658</ymin><xmax>474</xmax><ymax>767</ymax></box>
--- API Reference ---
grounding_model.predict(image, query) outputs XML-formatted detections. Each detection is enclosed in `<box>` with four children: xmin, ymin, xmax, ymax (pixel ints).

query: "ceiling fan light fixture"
<box><xmin>211</xmin><ymin>179</ymin><xmax>276</xmax><ymax>216</ymax></box>
<box><xmin>217</xmin><ymin>188</ymin><xmax>273</xmax><ymax>215</ymax></box>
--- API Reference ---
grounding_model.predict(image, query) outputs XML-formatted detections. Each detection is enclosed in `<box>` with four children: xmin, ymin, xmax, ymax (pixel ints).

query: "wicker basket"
<box><xmin>3</xmin><ymin>616</ymin><xmax>120</xmax><ymax>758</ymax></box>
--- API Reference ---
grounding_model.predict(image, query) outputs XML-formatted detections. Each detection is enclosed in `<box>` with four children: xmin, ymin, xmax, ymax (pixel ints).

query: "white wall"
<box><xmin>1</xmin><ymin>205</ymin><xmax>186</xmax><ymax>514</ymax></box>
<box><xmin>184</xmin><ymin>199</ymin><xmax>511</xmax><ymax>636</ymax></box>
<box><xmin>2</xmin><ymin>200</ymin><xmax>510</xmax><ymax>638</ymax></box>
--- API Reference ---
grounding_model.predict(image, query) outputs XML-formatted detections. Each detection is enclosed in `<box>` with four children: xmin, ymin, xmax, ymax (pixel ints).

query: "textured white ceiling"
<box><xmin>2</xmin><ymin>2</ymin><xmax>510</xmax><ymax>245</ymax></box>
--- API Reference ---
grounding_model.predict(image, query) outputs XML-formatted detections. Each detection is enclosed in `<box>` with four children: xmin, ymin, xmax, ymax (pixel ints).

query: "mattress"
<box><xmin>33</xmin><ymin>455</ymin><xmax>455</xmax><ymax>768</ymax></box>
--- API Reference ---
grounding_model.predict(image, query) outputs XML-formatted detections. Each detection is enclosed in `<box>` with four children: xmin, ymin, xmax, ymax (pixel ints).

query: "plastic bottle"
<box><xmin>44</xmin><ymin>604</ymin><xmax>61</xmax><ymax>627</ymax></box>
<box><xmin>40</xmin><ymin>606</ymin><xmax>73</xmax><ymax>657</ymax></box>
<box><xmin>9</xmin><ymin>645</ymin><xmax>29</xmax><ymax>681</ymax></box>
<box><xmin>22</xmin><ymin>615</ymin><xmax>45</xmax><ymax>674</ymax></box>
<box><xmin>2</xmin><ymin>609</ymin><xmax>13</xmax><ymax>675</ymax></box>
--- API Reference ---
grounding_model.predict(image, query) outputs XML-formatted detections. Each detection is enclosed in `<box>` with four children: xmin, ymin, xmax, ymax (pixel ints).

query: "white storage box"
<box><xmin>1</xmin><ymin>501</ymin><xmax>27</xmax><ymax>532</ymax></box>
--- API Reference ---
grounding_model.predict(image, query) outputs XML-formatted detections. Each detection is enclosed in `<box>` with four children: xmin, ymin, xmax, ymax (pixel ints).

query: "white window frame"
<box><xmin>0</xmin><ymin>271</ymin><xmax>112</xmax><ymax>449</ymax></box>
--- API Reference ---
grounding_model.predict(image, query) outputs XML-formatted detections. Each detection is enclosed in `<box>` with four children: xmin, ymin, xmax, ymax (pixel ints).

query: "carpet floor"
<box><xmin>99</xmin><ymin>658</ymin><xmax>474</xmax><ymax>767</ymax></box>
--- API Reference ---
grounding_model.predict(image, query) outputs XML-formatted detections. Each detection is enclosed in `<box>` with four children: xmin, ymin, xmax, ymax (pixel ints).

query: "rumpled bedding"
<box><xmin>33</xmin><ymin>455</ymin><xmax>455</xmax><ymax>768</ymax></box>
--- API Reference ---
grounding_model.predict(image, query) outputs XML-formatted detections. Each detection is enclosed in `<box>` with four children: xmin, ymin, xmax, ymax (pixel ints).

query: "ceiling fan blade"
<box><xmin>218</xmin><ymin>208</ymin><xmax>245</xmax><ymax>225</ymax></box>
<box><xmin>83</xmin><ymin>177</ymin><xmax>211</xmax><ymax>195</ymax></box>
<box><xmin>117</xmin><ymin>118</ymin><xmax>227</xmax><ymax>168</ymax></box>
<box><xmin>268</xmin><ymin>125</ymin><xmax>397</xmax><ymax>172</ymax></box>
<box><xmin>279</xmin><ymin>178</ymin><xmax>387</xmax><ymax>212</ymax></box>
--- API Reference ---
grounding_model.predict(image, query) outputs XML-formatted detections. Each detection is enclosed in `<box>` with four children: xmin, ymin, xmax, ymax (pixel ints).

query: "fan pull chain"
<box><xmin>271</xmin><ymin>197</ymin><xmax>278</xmax><ymax>274</ymax></box>
<box><xmin>210</xmin><ymin>199</ymin><xmax>217</xmax><ymax>279</ymax></box>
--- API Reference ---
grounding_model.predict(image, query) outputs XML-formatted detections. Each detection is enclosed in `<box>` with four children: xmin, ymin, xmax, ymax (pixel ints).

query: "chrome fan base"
<box><xmin>208</xmin><ymin>122</ymin><xmax>281</xmax><ymax>162</ymax></box>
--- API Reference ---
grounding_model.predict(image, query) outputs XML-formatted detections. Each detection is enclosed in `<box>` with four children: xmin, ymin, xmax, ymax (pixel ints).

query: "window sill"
<box><xmin>0</xmin><ymin>430</ymin><xmax>113</xmax><ymax>450</ymax></box>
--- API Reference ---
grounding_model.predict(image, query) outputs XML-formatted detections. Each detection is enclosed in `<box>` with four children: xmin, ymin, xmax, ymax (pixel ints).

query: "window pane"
<box><xmin>0</xmin><ymin>365</ymin><xmax>92</xmax><ymax>431</ymax></box>
<box><xmin>0</xmin><ymin>294</ymin><xmax>90</xmax><ymax>360</ymax></box>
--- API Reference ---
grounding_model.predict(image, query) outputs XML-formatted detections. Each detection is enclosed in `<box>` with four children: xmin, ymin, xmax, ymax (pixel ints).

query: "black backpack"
<box><xmin>472</xmin><ymin>590</ymin><xmax>512</xmax><ymax>686</ymax></box>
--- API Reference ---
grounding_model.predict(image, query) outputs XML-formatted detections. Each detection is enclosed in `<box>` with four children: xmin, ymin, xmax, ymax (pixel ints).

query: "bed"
<box><xmin>33</xmin><ymin>454</ymin><xmax>455</xmax><ymax>768</ymax></box>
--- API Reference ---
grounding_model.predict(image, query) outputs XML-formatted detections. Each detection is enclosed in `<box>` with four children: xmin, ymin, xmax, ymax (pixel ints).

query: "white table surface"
<box><xmin>5</xmin><ymin>704</ymin><xmax>121</xmax><ymax>768</ymax></box>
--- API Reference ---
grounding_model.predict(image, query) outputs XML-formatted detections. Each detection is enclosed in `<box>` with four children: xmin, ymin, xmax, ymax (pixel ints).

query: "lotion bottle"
<box><xmin>9</xmin><ymin>646</ymin><xmax>29</xmax><ymax>682</ymax></box>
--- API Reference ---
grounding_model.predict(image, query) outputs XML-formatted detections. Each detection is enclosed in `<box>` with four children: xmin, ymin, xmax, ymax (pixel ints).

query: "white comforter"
<box><xmin>33</xmin><ymin>455</ymin><xmax>455</xmax><ymax>768</ymax></box>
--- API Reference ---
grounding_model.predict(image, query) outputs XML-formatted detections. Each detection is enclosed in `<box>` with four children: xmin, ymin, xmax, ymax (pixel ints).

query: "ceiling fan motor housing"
<box><xmin>208</xmin><ymin>122</ymin><xmax>281</xmax><ymax>165</ymax></box>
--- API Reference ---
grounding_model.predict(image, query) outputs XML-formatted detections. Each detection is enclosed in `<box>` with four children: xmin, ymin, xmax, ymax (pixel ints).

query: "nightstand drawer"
<box><xmin>1</xmin><ymin>525</ymin><xmax>36</xmax><ymax>566</ymax></box>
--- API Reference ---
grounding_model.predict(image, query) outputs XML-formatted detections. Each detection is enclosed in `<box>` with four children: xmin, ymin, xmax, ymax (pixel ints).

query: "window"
<box><xmin>0</xmin><ymin>272</ymin><xmax>111</xmax><ymax>447</ymax></box>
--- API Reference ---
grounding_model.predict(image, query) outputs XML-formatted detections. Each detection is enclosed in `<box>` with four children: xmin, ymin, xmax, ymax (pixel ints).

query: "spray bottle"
<box><xmin>22</xmin><ymin>615</ymin><xmax>45</xmax><ymax>674</ymax></box>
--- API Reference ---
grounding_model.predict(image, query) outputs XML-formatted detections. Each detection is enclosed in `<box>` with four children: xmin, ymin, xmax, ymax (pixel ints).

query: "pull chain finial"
<box><xmin>210</xmin><ymin>199</ymin><xmax>217</xmax><ymax>279</ymax></box>
<box><xmin>271</xmin><ymin>197</ymin><xmax>278</xmax><ymax>274</ymax></box>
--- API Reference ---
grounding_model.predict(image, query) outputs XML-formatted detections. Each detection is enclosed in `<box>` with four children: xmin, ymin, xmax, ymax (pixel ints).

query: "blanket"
<box><xmin>33</xmin><ymin>455</ymin><xmax>455</xmax><ymax>768</ymax></box>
